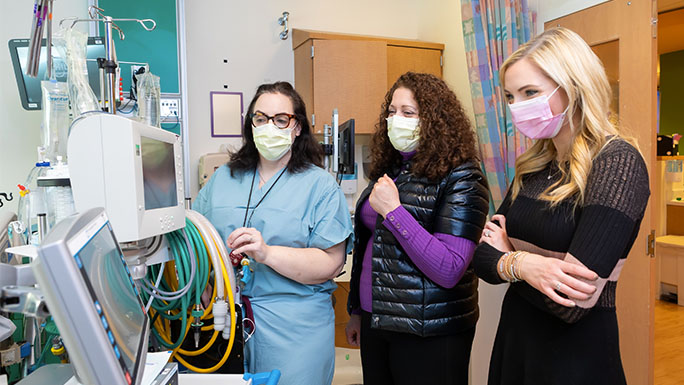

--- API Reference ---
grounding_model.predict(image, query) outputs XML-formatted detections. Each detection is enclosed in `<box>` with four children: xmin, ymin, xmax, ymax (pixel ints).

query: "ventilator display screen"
<box><xmin>141</xmin><ymin>136</ymin><xmax>177</xmax><ymax>210</ymax></box>
<box><xmin>75</xmin><ymin>222</ymin><xmax>146</xmax><ymax>382</ymax></box>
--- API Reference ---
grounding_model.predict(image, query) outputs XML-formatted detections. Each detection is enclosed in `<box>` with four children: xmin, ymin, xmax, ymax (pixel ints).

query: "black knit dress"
<box><xmin>473</xmin><ymin>139</ymin><xmax>650</xmax><ymax>385</ymax></box>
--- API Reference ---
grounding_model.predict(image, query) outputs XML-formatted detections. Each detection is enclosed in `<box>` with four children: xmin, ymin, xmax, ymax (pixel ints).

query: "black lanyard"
<box><xmin>242</xmin><ymin>167</ymin><xmax>287</xmax><ymax>227</ymax></box>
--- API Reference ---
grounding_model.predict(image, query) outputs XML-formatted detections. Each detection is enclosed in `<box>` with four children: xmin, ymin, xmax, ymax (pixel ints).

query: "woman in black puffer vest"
<box><xmin>345</xmin><ymin>72</ymin><xmax>489</xmax><ymax>385</ymax></box>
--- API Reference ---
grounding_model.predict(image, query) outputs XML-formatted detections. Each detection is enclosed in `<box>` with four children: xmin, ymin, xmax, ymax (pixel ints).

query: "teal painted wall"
<box><xmin>660</xmin><ymin>50</ymin><xmax>684</xmax><ymax>136</ymax></box>
<box><xmin>161</xmin><ymin>121</ymin><xmax>180</xmax><ymax>135</ymax></box>
<box><xmin>97</xmin><ymin>0</ymin><xmax>179</xmax><ymax>94</ymax></box>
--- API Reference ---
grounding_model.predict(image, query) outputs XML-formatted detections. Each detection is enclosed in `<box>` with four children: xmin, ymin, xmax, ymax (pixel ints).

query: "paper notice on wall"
<box><xmin>211</xmin><ymin>92</ymin><xmax>244</xmax><ymax>137</ymax></box>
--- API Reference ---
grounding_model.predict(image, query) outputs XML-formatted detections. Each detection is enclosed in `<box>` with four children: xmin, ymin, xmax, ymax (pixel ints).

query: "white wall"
<box><xmin>534</xmin><ymin>0</ymin><xmax>609</xmax><ymax>33</ymax></box>
<box><xmin>0</xmin><ymin>2</ymin><xmax>88</xmax><ymax>216</ymax></box>
<box><xmin>417</xmin><ymin>1</ymin><xmax>476</xmax><ymax>128</ymax></box>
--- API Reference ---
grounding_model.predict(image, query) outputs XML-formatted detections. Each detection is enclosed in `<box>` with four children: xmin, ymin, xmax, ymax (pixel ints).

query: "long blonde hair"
<box><xmin>502</xmin><ymin>27</ymin><xmax>632</xmax><ymax>207</ymax></box>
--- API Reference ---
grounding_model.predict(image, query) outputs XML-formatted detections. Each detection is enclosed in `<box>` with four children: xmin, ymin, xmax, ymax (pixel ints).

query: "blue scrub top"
<box><xmin>193</xmin><ymin>163</ymin><xmax>353</xmax><ymax>385</ymax></box>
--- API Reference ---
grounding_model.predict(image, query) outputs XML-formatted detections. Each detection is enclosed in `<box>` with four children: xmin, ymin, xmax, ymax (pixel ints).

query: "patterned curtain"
<box><xmin>461</xmin><ymin>0</ymin><xmax>536</xmax><ymax>213</ymax></box>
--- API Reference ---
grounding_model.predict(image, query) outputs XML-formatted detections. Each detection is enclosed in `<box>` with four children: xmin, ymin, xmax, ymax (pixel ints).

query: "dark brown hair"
<box><xmin>228</xmin><ymin>82</ymin><xmax>323</xmax><ymax>176</ymax></box>
<box><xmin>369</xmin><ymin>72</ymin><xmax>479</xmax><ymax>181</ymax></box>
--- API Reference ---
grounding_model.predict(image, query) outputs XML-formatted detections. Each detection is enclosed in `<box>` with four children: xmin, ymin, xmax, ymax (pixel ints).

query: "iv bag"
<box><xmin>54</xmin><ymin>28</ymin><xmax>99</xmax><ymax>117</ymax></box>
<box><xmin>40</xmin><ymin>80</ymin><xmax>70</xmax><ymax>162</ymax></box>
<box><xmin>136</xmin><ymin>71</ymin><xmax>161</xmax><ymax>128</ymax></box>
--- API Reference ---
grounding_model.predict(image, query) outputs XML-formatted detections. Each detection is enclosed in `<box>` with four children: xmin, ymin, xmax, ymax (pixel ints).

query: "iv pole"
<box><xmin>59</xmin><ymin>6</ymin><xmax>155</xmax><ymax>114</ymax></box>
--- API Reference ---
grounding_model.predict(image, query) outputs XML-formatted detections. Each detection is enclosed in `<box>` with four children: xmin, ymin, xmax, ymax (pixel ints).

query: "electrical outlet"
<box><xmin>160</xmin><ymin>97</ymin><xmax>181</xmax><ymax>121</ymax></box>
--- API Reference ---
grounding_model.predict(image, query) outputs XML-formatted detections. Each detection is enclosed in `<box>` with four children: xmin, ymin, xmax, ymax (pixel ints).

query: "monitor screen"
<box><xmin>8</xmin><ymin>37</ymin><xmax>105</xmax><ymax>110</ymax></box>
<box><xmin>71</xmin><ymin>221</ymin><xmax>146</xmax><ymax>382</ymax></box>
<box><xmin>141</xmin><ymin>136</ymin><xmax>178</xmax><ymax>210</ymax></box>
<box><xmin>338</xmin><ymin>119</ymin><xmax>355</xmax><ymax>174</ymax></box>
<box><xmin>68</xmin><ymin>114</ymin><xmax>185</xmax><ymax>242</ymax></box>
<box><xmin>35</xmin><ymin>208</ymin><xmax>149</xmax><ymax>385</ymax></box>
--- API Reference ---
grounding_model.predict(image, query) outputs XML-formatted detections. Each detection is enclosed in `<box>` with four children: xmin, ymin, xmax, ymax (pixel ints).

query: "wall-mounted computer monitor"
<box><xmin>34</xmin><ymin>208</ymin><xmax>149</xmax><ymax>385</ymax></box>
<box><xmin>8</xmin><ymin>37</ymin><xmax>105</xmax><ymax>110</ymax></box>
<box><xmin>338</xmin><ymin>119</ymin><xmax>355</xmax><ymax>175</ymax></box>
<box><xmin>68</xmin><ymin>114</ymin><xmax>185</xmax><ymax>242</ymax></box>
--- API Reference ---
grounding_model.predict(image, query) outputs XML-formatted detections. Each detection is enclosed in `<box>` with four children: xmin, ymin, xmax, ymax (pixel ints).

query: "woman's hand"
<box><xmin>479</xmin><ymin>214</ymin><xmax>514</xmax><ymax>252</ymax></box>
<box><xmin>519</xmin><ymin>253</ymin><xmax>599</xmax><ymax>307</ymax></box>
<box><xmin>345</xmin><ymin>314</ymin><xmax>361</xmax><ymax>347</ymax></box>
<box><xmin>226</xmin><ymin>227</ymin><xmax>271</xmax><ymax>264</ymax></box>
<box><xmin>368</xmin><ymin>174</ymin><xmax>401</xmax><ymax>218</ymax></box>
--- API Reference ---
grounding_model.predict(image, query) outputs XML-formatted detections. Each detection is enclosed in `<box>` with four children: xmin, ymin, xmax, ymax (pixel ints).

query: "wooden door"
<box><xmin>312</xmin><ymin>40</ymin><xmax>387</xmax><ymax>134</ymax></box>
<box><xmin>387</xmin><ymin>45</ymin><xmax>443</xmax><ymax>86</ymax></box>
<box><xmin>547</xmin><ymin>1</ymin><xmax>657</xmax><ymax>384</ymax></box>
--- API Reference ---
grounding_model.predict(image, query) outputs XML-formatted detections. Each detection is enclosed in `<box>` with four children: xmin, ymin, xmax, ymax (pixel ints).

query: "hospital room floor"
<box><xmin>655</xmin><ymin>299</ymin><xmax>684</xmax><ymax>385</ymax></box>
<box><xmin>332</xmin><ymin>347</ymin><xmax>363</xmax><ymax>385</ymax></box>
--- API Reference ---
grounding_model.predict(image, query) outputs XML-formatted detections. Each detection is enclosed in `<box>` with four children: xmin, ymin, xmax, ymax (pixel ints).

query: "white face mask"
<box><xmin>386</xmin><ymin>115</ymin><xmax>420</xmax><ymax>152</ymax></box>
<box><xmin>253</xmin><ymin>123</ymin><xmax>294</xmax><ymax>161</ymax></box>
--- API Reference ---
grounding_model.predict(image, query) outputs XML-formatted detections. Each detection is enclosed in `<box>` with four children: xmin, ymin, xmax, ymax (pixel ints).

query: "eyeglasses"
<box><xmin>250</xmin><ymin>112</ymin><xmax>297</xmax><ymax>129</ymax></box>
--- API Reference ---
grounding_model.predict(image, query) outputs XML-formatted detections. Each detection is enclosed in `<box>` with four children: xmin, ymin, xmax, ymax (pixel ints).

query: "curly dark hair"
<box><xmin>228</xmin><ymin>82</ymin><xmax>323</xmax><ymax>176</ymax></box>
<box><xmin>369</xmin><ymin>72</ymin><xmax>479</xmax><ymax>181</ymax></box>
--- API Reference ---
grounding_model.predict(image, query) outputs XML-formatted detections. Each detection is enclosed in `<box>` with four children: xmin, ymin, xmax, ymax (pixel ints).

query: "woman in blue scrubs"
<box><xmin>193</xmin><ymin>82</ymin><xmax>353</xmax><ymax>385</ymax></box>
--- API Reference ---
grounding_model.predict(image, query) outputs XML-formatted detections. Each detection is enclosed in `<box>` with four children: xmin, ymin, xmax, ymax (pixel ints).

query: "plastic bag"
<box><xmin>136</xmin><ymin>70</ymin><xmax>161</xmax><ymax>127</ymax></box>
<box><xmin>54</xmin><ymin>28</ymin><xmax>99</xmax><ymax>116</ymax></box>
<box><xmin>40</xmin><ymin>80</ymin><xmax>70</xmax><ymax>162</ymax></box>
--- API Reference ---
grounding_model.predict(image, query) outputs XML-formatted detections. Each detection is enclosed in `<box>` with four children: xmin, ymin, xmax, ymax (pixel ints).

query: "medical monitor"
<box><xmin>338</xmin><ymin>119</ymin><xmax>355</xmax><ymax>175</ymax></box>
<box><xmin>34</xmin><ymin>208</ymin><xmax>149</xmax><ymax>385</ymax></box>
<box><xmin>8</xmin><ymin>37</ymin><xmax>105</xmax><ymax>110</ymax></box>
<box><xmin>68</xmin><ymin>113</ymin><xmax>185</xmax><ymax>242</ymax></box>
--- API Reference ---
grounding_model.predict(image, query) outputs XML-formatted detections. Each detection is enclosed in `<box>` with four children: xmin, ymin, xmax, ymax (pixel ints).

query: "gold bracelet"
<box><xmin>508</xmin><ymin>251</ymin><xmax>521</xmax><ymax>282</ymax></box>
<box><xmin>513</xmin><ymin>252</ymin><xmax>527</xmax><ymax>281</ymax></box>
<box><xmin>499</xmin><ymin>251</ymin><xmax>514</xmax><ymax>281</ymax></box>
<box><xmin>500</xmin><ymin>251</ymin><xmax>520</xmax><ymax>282</ymax></box>
<box><xmin>498</xmin><ymin>251</ymin><xmax>510</xmax><ymax>277</ymax></box>
<box><xmin>502</xmin><ymin>252</ymin><xmax>513</xmax><ymax>281</ymax></box>
<box><xmin>504</xmin><ymin>253</ymin><xmax>514</xmax><ymax>282</ymax></box>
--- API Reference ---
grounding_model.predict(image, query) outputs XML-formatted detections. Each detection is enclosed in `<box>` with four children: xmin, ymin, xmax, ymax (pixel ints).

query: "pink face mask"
<box><xmin>508</xmin><ymin>86</ymin><xmax>569</xmax><ymax>139</ymax></box>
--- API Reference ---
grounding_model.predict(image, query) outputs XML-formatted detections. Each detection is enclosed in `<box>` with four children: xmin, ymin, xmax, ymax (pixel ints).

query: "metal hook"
<box><xmin>278</xmin><ymin>11</ymin><xmax>289</xmax><ymax>40</ymax></box>
<box><xmin>58</xmin><ymin>17</ymin><xmax>101</xmax><ymax>30</ymax></box>
<box><xmin>58</xmin><ymin>17</ymin><xmax>124</xmax><ymax>40</ymax></box>
<box><xmin>58</xmin><ymin>16</ymin><xmax>79</xmax><ymax>29</ymax></box>
<box><xmin>86</xmin><ymin>6</ymin><xmax>155</xmax><ymax>32</ymax></box>
<box><xmin>58</xmin><ymin>18</ymin><xmax>153</xmax><ymax>38</ymax></box>
<box><xmin>137</xmin><ymin>19</ymin><xmax>156</xmax><ymax>31</ymax></box>
<box><xmin>88</xmin><ymin>5</ymin><xmax>105</xmax><ymax>20</ymax></box>
<box><xmin>111</xmin><ymin>18</ymin><xmax>156</xmax><ymax>31</ymax></box>
<box><xmin>111</xmin><ymin>22</ymin><xmax>125</xmax><ymax>40</ymax></box>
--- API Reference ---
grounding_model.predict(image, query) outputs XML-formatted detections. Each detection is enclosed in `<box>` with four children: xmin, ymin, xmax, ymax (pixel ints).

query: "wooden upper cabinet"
<box><xmin>294</xmin><ymin>39</ymin><xmax>387</xmax><ymax>135</ymax></box>
<box><xmin>292</xmin><ymin>29</ymin><xmax>444</xmax><ymax>134</ymax></box>
<box><xmin>387</xmin><ymin>45</ymin><xmax>442</xmax><ymax>86</ymax></box>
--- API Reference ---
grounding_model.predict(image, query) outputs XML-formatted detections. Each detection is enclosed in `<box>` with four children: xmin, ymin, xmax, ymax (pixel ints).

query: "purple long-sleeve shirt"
<box><xmin>356</xmin><ymin>156</ymin><xmax>476</xmax><ymax>313</ymax></box>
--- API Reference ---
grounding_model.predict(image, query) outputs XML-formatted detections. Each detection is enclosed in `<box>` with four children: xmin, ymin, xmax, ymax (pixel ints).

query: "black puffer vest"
<box><xmin>347</xmin><ymin>160</ymin><xmax>489</xmax><ymax>337</ymax></box>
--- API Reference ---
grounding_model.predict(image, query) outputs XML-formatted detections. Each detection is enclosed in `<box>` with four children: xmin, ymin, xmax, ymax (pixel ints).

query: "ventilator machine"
<box><xmin>1</xmin><ymin>4</ymin><xmax>277</xmax><ymax>385</ymax></box>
